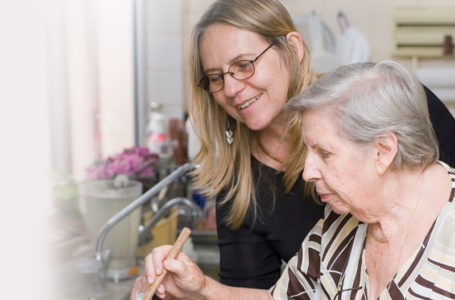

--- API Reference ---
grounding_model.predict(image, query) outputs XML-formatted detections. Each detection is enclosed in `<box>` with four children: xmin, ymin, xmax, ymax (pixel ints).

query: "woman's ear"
<box><xmin>285</xmin><ymin>31</ymin><xmax>304</xmax><ymax>63</ymax></box>
<box><xmin>373</xmin><ymin>132</ymin><xmax>398</xmax><ymax>175</ymax></box>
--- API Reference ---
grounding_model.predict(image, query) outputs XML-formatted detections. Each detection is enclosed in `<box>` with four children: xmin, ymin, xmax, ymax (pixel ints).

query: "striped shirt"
<box><xmin>271</xmin><ymin>162</ymin><xmax>455</xmax><ymax>299</ymax></box>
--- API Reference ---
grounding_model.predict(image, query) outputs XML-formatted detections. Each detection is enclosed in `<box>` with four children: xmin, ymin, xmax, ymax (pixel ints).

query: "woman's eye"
<box><xmin>234</xmin><ymin>61</ymin><xmax>253</xmax><ymax>72</ymax></box>
<box><xmin>319</xmin><ymin>150</ymin><xmax>331</xmax><ymax>159</ymax></box>
<box><xmin>207</xmin><ymin>74</ymin><xmax>223</xmax><ymax>83</ymax></box>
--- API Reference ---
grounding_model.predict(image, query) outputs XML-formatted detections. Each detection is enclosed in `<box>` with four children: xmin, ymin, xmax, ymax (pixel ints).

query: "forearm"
<box><xmin>197</xmin><ymin>276</ymin><xmax>273</xmax><ymax>300</ymax></box>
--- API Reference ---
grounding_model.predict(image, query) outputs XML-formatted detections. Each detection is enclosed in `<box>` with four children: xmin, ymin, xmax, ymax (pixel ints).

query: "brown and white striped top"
<box><xmin>271</xmin><ymin>162</ymin><xmax>455</xmax><ymax>299</ymax></box>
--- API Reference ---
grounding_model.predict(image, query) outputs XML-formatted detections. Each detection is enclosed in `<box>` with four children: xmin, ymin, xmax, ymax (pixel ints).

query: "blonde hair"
<box><xmin>187</xmin><ymin>0</ymin><xmax>317</xmax><ymax>229</ymax></box>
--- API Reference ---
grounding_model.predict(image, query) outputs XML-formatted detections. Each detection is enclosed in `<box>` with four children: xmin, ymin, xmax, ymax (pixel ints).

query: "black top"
<box><xmin>216</xmin><ymin>157</ymin><xmax>324</xmax><ymax>289</ymax></box>
<box><xmin>215</xmin><ymin>86</ymin><xmax>455</xmax><ymax>290</ymax></box>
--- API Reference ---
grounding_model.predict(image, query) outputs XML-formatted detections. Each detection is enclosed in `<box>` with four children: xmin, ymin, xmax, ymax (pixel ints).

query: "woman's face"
<box><xmin>199</xmin><ymin>23</ymin><xmax>291</xmax><ymax>131</ymax></box>
<box><xmin>301</xmin><ymin>108</ymin><xmax>380</xmax><ymax>219</ymax></box>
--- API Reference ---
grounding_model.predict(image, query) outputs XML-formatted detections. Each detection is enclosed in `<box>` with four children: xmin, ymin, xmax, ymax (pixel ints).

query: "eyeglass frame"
<box><xmin>198</xmin><ymin>42</ymin><xmax>275</xmax><ymax>93</ymax></box>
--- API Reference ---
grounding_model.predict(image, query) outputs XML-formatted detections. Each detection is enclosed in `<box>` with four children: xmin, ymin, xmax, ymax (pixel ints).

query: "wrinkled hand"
<box><xmin>130</xmin><ymin>245</ymin><xmax>207</xmax><ymax>300</ymax></box>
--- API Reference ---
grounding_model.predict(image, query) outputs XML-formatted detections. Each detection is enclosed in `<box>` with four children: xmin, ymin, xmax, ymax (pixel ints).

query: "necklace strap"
<box><xmin>257</xmin><ymin>139</ymin><xmax>283</xmax><ymax>164</ymax></box>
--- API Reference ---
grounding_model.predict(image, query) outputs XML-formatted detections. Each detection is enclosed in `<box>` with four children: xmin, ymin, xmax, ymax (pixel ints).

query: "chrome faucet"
<box><xmin>138</xmin><ymin>197</ymin><xmax>201</xmax><ymax>246</ymax></box>
<box><xmin>94</xmin><ymin>163</ymin><xmax>198</xmax><ymax>270</ymax></box>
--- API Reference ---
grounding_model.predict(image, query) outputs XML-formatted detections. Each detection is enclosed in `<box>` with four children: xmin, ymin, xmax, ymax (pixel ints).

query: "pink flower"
<box><xmin>85</xmin><ymin>146</ymin><xmax>159</xmax><ymax>181</ymax></box>
<box><xmin>85</xmin><ymin>163</ymin><xmax>108</xmax><ymax>181</ymax></box>
<box><xmin>106</xmin><ymin>153</ymin><xmax>140</xmax><ymax>177</ymax></box>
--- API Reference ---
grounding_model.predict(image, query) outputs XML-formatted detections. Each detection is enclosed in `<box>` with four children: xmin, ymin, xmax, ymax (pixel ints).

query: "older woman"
<box><xmin>274</xmin><ymin>61</ymin><xmax>455</xmax><ymax>299</ymax></box>
<box><xmin>131</xmin><ymin>61</ymin><xmax>455</xmax><ymax>299</ymax></box>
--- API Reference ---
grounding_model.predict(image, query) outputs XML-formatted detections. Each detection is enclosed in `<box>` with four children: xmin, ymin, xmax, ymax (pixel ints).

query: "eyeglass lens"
<box><xmin>206</xmin><ymin>60</ymin><xmax>255</xmax><ymax>92</ymax></box>
<box><xmin>200</xmin><ymin>43</ymin><xmax>274</xmax><ymax>93</ymax></box>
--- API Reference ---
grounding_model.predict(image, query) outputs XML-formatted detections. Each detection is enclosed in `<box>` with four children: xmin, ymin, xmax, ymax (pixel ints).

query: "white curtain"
<box><xmin>0</xmin><ymin>0</ymin><xmax>135</xmax><ymax>298</ymax></box>
<box><xmin>52</xmin><ymin>0</ymin><xmax>136</xmax><ymax>182</ymax></box>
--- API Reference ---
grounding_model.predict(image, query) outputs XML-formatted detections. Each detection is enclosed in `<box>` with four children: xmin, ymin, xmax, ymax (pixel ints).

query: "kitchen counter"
<box><xmin>47</xmin><ymin>205</ymin><xmax>219</xmax><ymax>300</ymax></box>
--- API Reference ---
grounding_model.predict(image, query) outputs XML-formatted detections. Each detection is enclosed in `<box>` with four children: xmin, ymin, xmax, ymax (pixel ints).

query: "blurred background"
<box><xmin>1</xmin><ymin>0</ymin><xmax>454</xmax><ymax>299</ymax></box>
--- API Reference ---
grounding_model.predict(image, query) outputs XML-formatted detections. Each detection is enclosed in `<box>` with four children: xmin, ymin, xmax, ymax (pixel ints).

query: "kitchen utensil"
<box><xmin>144</xmin><ymin>227</ymin><xmax>192</xmax><ymax>300</ymax></box>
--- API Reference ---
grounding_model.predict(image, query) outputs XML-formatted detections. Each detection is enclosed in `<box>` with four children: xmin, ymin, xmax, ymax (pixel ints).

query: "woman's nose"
<box><xmin>302</xmin><ymin>154</ymin><xmax>320</xmax><ymax>182</ymax></box>
<box><xmin>223</xmin><ymin>73</ymin><xmax>245</xmax><ymax>97</ymax></box>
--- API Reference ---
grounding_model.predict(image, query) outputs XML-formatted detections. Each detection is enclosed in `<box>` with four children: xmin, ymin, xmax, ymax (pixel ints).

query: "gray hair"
<box><xmin>286</xmin><ymin>61</ymin><xmax>439</xmax><ymax>170</ymax></box>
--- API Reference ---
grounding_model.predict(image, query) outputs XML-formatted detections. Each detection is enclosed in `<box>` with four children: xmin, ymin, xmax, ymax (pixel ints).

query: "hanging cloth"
<box><xmin>335</xmin><ymin>11</ymin><xmax>371</xmax><ymax>65</ymax></box>
<box><xmin>307</xmin><ymin>11</ymin><xmax>340</xmax><ymax>73</ymax></box>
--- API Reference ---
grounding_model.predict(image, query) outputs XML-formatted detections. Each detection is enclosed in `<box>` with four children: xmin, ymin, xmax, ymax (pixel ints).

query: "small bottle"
<box><xmin>145</xmin><ymin>102</ymin><xmax>169</xmax><ymax>158</ymax></box>
<box><xmin>145</xmin><ymin>102</ymin><xmax>171</xmax><ymax>180</ymax></box>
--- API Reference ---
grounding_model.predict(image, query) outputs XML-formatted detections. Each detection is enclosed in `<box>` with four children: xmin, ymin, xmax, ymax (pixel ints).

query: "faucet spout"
<box><xmin>94</xmin><ymin>163</ymin><xmax>198</xmax><ymax>265</ymax></box>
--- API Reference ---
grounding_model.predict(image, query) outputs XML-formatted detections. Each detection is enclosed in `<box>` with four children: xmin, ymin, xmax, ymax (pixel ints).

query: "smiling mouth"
<box><xmin>237</xmin><ymin>94</ymin><xmax>261</xmax><ymax>110</ymax></box>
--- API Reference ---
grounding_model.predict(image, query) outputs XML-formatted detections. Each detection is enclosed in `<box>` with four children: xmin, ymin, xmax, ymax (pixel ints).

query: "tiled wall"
<box><xmin>145</xmin><ymin>0</ymin><xmax>184</xmax><ymax>119</ymax></box>
<box><xmin>144</xmin><ymin>0</ymin><xmax>455</xmax><ymax>118</ymax></box>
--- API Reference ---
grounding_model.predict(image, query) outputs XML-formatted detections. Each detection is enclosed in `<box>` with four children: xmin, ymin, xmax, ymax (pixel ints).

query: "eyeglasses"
<box><xmin>198</xmin><ymin>43</ymin><xmax>275</xmax><ymax>93</ymax></box>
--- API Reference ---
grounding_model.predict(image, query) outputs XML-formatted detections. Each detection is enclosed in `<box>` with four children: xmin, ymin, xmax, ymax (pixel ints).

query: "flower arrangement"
<box><xmin>86</xmin><ymin>146</ymin><xmax>159</xmax><ymax>184</ymax></box>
